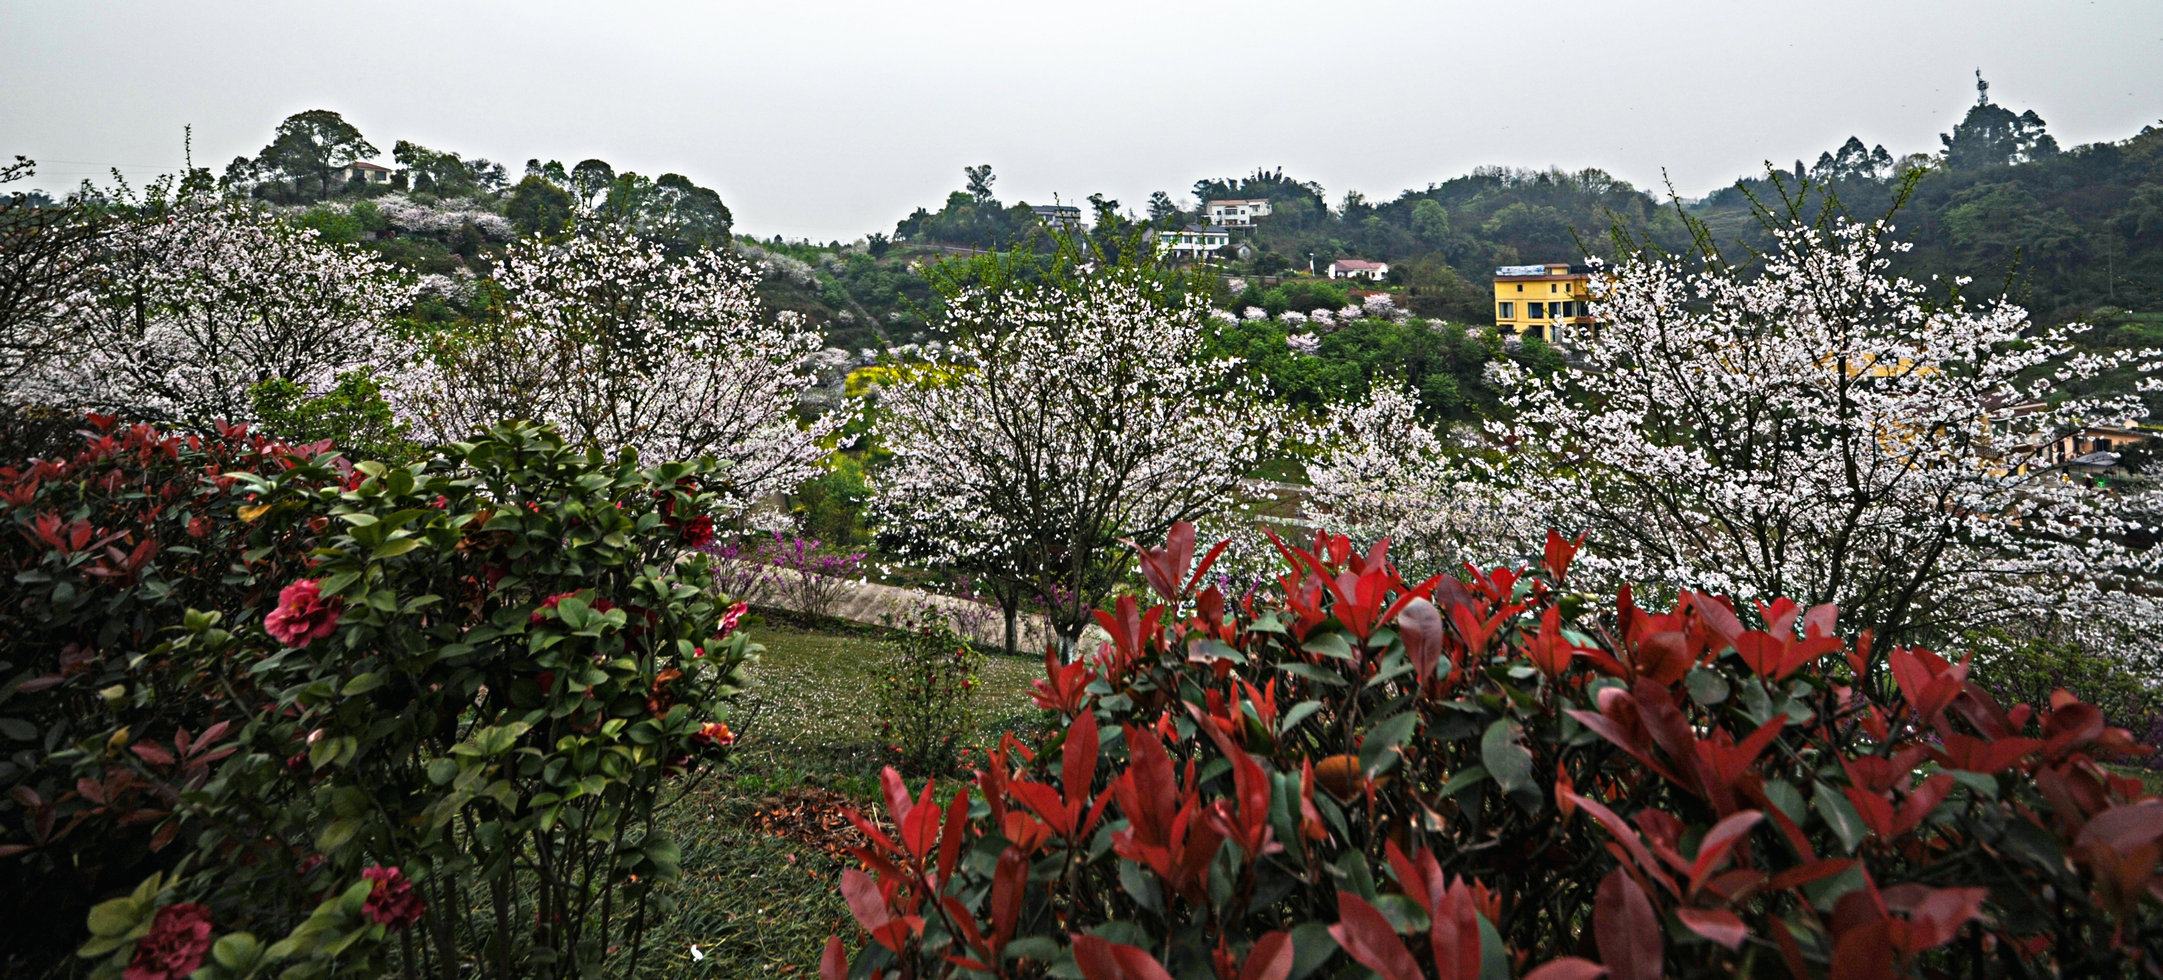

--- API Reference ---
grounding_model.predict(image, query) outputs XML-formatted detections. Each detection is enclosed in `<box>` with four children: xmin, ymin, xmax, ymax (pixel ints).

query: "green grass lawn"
<box><xmin>636</xmin><ymin>620</ymin><xmax>1047</xmax><ymax>977</ymax></box>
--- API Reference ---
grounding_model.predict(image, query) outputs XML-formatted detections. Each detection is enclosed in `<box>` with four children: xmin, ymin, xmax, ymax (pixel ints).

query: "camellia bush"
<box><xmin>872</xmin><ymin>611</ymin><xmax>986</xmax><ymax>776</ymax></box>
<box><xmin>820</xmin><ymin>523</ymin><xmax>2159</xmax><ymax>979</ymax></box>
<box><xmin>0</xmin><ymin>417</ymin><xmax>757</xmax><ymax>979</ymax></box>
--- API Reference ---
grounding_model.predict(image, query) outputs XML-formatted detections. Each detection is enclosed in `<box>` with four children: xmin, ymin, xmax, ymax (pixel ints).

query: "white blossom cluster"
<box><xmin>395</xmin><ymin>228</ymin><xmax>851</xmax><ymax>526</ymax></box>
<box><xmin>1285</xmin><ymin>332</ymin><xmax>1321</xmax><ymax>357</ymax></box>
<box><xmin>1306</xmin><ymin>382</ymin><xmax>1538</xmax><ymax>581</ymax></box>
<box><xmin>734</xmin><ymin>243</ymin><xmax>818</xmax><ymax>287</ymax></box>
<box><xmin>1478</xmin><ymin>218</ymin><xmax>2163</xmax><ymax>656</ymax></box>
<box><xmin>13</xmin><ymin>197</ymin><xmax>416</xmax><ymax>422</ymax></box>
<box><xmin>376</xmin><ymin>195</ymin><xmax>515</xmax><ymax>241</ymax></box>
<box><xmin>868</xmin><ymin>271</ymin><xmax>1287</xmax><ymax>640</ymax></box>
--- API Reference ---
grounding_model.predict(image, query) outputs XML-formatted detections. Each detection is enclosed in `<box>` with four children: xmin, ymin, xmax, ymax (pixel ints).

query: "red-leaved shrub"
<box><xmin>824</xmin><ymin>524</ymin><xmax>2160</xmax><ymax>979</ymax></box>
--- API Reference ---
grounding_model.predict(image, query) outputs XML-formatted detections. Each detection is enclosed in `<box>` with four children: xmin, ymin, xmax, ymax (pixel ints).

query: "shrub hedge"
<box><xmin>823</xmin><ymin>524</ymin><xmax>2161</xmax><ymax>979</ymax></box>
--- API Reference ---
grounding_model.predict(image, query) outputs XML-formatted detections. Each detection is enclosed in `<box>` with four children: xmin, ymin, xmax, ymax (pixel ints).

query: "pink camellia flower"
<box><xmin>123</xmin><ymin>903</ymin><xmax>214</xmax><ymax>980</ymax></box>
<box><xmin>677</xmin><ymin>515</ymin><xmax>715</xmax><ymax>548</ymax></box>
<box><xmin>264</xmin><ymin>579</ymin><xmax>343</xmax><ymax>648</ymax></box>
<box><xmin>716</xmin><ymin>601</ymin><xmax>749</xmax><ymax>639</ymax></box>
<box><xmin>360</xmin><ymin>865</ymin><xmax>426</xmax><ymax>930</ymax></box>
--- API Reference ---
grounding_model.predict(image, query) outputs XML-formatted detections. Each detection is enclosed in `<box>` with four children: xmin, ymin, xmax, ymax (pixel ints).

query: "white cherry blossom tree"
<box><xmin>869</xmin><ymin>266</ymin><xmax>1286</xmax><ymax>653</ymax></box>
<box><xmin>1306</xmin><ymin>381</ymin><xmax>1537</xmax><ymax>581</ymax></box>
<box><xmin>17</xmin><ymin>197</ymin><xmax>414</xmax><ymax>423</ymax></box>
<box><xmin>1485</xmin><ymin>216</ymin><xmax>2162</xmax><ymax>661</ymax></box>
<box><xmin>398</xmin><ymin>225</ymin><xmax>846</xmax><ymax>526</ymax></box>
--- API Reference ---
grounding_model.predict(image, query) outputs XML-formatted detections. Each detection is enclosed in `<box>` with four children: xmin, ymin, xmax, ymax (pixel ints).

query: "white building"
<box><xmin>1031</xmin><ymin>205</ymin><xmax>1083</xmax><ymax>233</ymax></box>
<box><xmin>1152</xmin><ymin>225</ymin><xmax>1231</xmax><ymax>259</ymax></box>
<box><xmin>344</xmin><ymin>161</ymin><xmax>395</xmax><ymax>185</ymax></box>
<box><xmin>1205</xmin><ymin>198</ymin><xmax>1273</xmax><ymax>227</ymax></box>
<box><xmin>1325</xmin><ymin>258</ymin><xmax>1389</xmax><ymax>281</ymax></box>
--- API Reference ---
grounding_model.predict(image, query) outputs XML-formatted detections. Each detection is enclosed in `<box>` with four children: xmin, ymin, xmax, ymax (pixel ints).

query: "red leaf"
<box><xmin>1328</xmin><ymin>891</ymin><xmax>1424</xmax><ymax>980</ymax></box>
<box><xmin>1431</xmin><ymin>879</ymin><xmax>1483</xmax><ymax>980</ymax></box>
<box><xmin>130</xmin><ymin>743</ymin><xmax>176</xmax><ymax>766</ymax></box>
<box><xmin>1687</xmin><ymin>810</ymin><xmax>1763</xmax><ymax>893</ymax></box>
<box><xmin>1523</xmin><ymin>958</ymin><xmax>1608</xmax><ymax>980</ymax></box>
<box><xmin>1765</xmin><ymin>858</ymin><xmax>1856</xmax><ymax>892</ymax></box>
<box><xmin>1685</xmin><ymin>592</ymin><xmax>1744</xmax><ymax>645</ymax></box>
<box><xmin>1395</xmin><ymin>597</ymin><xmax>1446</xmax><ymax>685</ymax></box>
<box><xmin>1062</xmin><ymin>713</ymin><xmax>1099</xmax><ymax>823</ymax></box>
<box><xmin>880</xmin><ymin>766</ymin><xmax>912</xmax><ymax>826</ymax></box>
<box><xmin>1072</xmin><ymin>933</ymin><xmax>1176</xmax><ymax>980</ymax></box>
<box><xmin>1675</xmin><ymin>906</ymin><xmax>1748</xmax><ymax>951</ymax></box>
<box><xmin>1883</xmin><ymin>885</ymin><xmax>1987</xmax><ymax>953</ymax></box>
<box><xmin>1238</xmin><ymin>931</ymin><xmax>1294</xmax><ymax>980</ymax></box>
<box><xmin>937</xmin><ymin>786</ymin><xmax>970</xmax><ymax>883</ymax></box>
<box><xmin>1543</xmin><ymin>529</ymin><xmax>1584</xmax><ymax>581</ymax></box>
<box><xmin>990</xmin><ymin>847</ymin><xmax>1027</xmax><ymax>953</ymax></box>
<box><xmin>840</xmin><ymin>868</ymin><xmax>904</xmax><ymax>951</ymax></box>
<box><xmin>820</xmin><ymin>935</ymin><xmax>848</xmax><ymax>980</ymax></box>
<box><xmin>1595</xmin><ymin>868</ymin><xmax>1661</xmax><ymax>980</ymax></box>
<box><xmin>2078</xmin><ymin>799</ymin><xmax>2163</xmax><ymax>853</ymax></box>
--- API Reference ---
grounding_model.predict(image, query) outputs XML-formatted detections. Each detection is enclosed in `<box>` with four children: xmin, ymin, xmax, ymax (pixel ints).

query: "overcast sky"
<box><xmin>5</xmin><ymin>0</ymin><xmax>2160</xmax><ymax>241</ymax></box>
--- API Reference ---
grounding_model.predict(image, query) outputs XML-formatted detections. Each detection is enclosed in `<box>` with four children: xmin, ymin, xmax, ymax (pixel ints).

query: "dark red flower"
<box><xmin>530</xmin><ymin>591</ymin><xmax>580</xmax><ymax>623</ymax></box>
<box><xmin>264</xmin><ymin>579</ymin><xmax>343</xmax><ymax>648</ymax></box>
<box><xmin>692</xmin><ymin>721</ymin><xmax>735</xmax><ymax>748</ymax></box>
<box><xmin>123</xmin><ymin>903</ymin><xmax>213</xmax><ymax>980</ymax></box>
<box><xmin>360</xmin><ymin>865</ymin><xmax>426</xmax><ymax>930</ymax></box>
<box><xmin>678</xmin><ymin>515</ymin><xmax>715</xmax><ymax>547</ymax></box>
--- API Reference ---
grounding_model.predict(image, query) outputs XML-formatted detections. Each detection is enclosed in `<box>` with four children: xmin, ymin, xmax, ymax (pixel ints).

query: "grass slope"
<box><xmin>638</xmin><ymin>621</ymin><xmax>1046</xmax><ymax>977</ymax></box>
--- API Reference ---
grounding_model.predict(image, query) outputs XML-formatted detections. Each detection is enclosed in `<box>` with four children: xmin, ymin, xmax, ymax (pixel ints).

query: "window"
<box><xmin>1516</xmin><ymin>283</ymin><xmax>1524</xmax><ymax>292</ymax></box>
<box><xmin>1559</xmin><ymin>301</ymin><xmax>1574</xmax><ymax>317</ymax></box>
<box><xmin>1550</xmin><ymin>284</ymin><xmax>1558</xmax><ymax>293</ymax></box>
<box><xmin>1498</xmin><ymin>302</ymin><xmax>1514</xmax><ymax>319</ymax></box>
<box><xmin>1528</xmin><ymin>302</ymin><xmax>1545</xmax><ymax>319</ymax></box>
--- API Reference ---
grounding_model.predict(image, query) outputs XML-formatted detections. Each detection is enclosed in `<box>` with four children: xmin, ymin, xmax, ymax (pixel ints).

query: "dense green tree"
<box><xmin>570</xmin><ymin>159</ymin><xmax>615</xmax><ymax>204</ymax></box>
<box><xmin>963</xmin><ymin>164</ymin><xmax>996</xmax><ymax>204</ymax></box>
<box><xmin>252</xmin><ymin>109</ymin><xmax>377</xmax><ymax>200</ymax></box>
<box><xmin>1941</xmin><ymin>72</ymin><xmax>2061</xmax><ymax>171</ymax></box>
<box><xmin>506</xmin><ymin>174</ymin><xmax>576</xmax><ymax>237</ymax></box>
<box><xmin>1410</xmin><ymin>198</ymin><xmax>1451</xmax><ymax>245</ymax></box>
<box><xmin>1146</xmin><ymin>190</ymin><xmax>1179</xmax><ymax>222</ymax></box>
<box><xmin>1940</xmin><ymin>182</ymin><xmax>2084</xmax><ymax>271</ymax></box>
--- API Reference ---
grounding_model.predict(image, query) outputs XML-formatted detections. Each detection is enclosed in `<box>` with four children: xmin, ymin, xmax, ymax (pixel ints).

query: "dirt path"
<box><xmin>747</xmin><ymin>570</ymin><xmax>1101</xmax><ymax>654</ymax></box>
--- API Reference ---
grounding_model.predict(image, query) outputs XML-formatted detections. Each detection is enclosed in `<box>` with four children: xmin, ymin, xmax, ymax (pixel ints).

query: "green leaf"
<box><xmin>1685</xmin><ymin>667</ymin><xmax>1730</xmax><ymax>705</ymax></box>
<box><xmin>1301</xmin><ymin>632</ymin><xmax>1355</xmax><ymax>661</ymax></box>
<box><xmin>1480</xmin><ymin>719</ymin><xmax>1540</xmax><ymax>814</ymax></box>
<box><xmin>317</xmin><ymin>817</ymin><xmax>362</xmax><ymax>854</ymax></box>
<box><xmin>1439</xmin><ymin>765</ymin><xmax>1490</xmax><ymax>799</ymax></box>
<box><xmin>212</xmin><ymin>932</ymin><xmax>263</xmax><ymax>971</ymax></box>
<box><xmin>317</xmin><ymin>570</ymin><xmax>361</xmax><ymax>597</ymax></box>
<box><xmin>1276</xmin><ymin>662</ymin><xmax>1346</xmax><ymax>687</ymax></box>
<box><xmin>1279</xmin><ymin>700</ymin><xmax>1324</xmax><ymax>735</ymax></box>
<box><xmin>1477</xmin><ymin>913</ymin><xmax>1510</xmax><ymax>980</ymax></box>
<box><xmin>372</xmin><ymin>536</ymin><xmax>422</xmax><ymax>560</ymax></box>
<box><xmin>85</xmin><ymin>896</ymin><xmax>143</xmax><ymax>938</ymax></box>
<box><xmin>1358</xmin><ymin>711</ymin><xmax>1419</xmax><ymax>776</ymax></box>
<box><xmin>341</xmin><ymin>673</ymin><xmax>384</xmax><ymax>696</ymax></box>
<box><xmin>1812</xmin><ymin>782</ymin><xmax>1867</xmax><ymax>853</ymax></box>
<box><xmin>1286</xmin><ymin>921</ymin><xmax>1339</xmax><ymax>980</ymax></box>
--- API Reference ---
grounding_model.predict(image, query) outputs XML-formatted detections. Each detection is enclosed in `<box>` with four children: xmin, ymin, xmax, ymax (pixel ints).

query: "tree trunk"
<box><xmin>1002</xmin><ymin>599</ymin><xmax>1019</xmax><ymax>657</ymax></box>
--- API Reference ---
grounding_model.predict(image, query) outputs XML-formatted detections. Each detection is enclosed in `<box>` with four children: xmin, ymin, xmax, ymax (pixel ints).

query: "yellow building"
<box><xmin>1492</xmin><ymin>263</ymin><xmax>1595</xmax><ymax>343</ymax></box>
